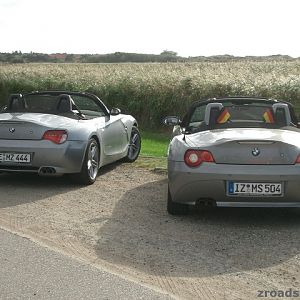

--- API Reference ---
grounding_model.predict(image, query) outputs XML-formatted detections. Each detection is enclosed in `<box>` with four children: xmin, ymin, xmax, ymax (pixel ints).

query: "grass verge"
<box><xmin>133</xmin><ymin>130</ymin><xmax>171</xmax><ymax>170</ymax></box>
<box><xmin>140</xmin><ymin>131</ymin><xmax>170</xmax><ymax>157</ymax></box>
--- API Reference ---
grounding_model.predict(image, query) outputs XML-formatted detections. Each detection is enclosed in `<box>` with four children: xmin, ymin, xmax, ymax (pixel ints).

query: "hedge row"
<box><xmin>0</xmin><ymin>61</ymin><xmax>299</xmax><ymax>128</ymax></box>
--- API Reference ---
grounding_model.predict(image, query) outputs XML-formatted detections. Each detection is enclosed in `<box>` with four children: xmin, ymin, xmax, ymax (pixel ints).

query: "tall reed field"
<box><xmin>0</xmin><ymin>61</ymin><xmax>299</xmax><ymax>128</ymax></box>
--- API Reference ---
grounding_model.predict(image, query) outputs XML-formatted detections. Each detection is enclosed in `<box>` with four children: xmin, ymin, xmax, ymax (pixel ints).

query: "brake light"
<box><xmin>184</xmin><ymin>150</ymin><xmax>215</xmax><ymax>167</ymax></box>
<box><xmin>42</xmin><ymin>130</ymin><xmax>68</xmax><ymax>144</ymax></box>
<box><xmin>295</xmin><ymin>155</ymin><xmax>300</xmax><ymax>164</ymax></box>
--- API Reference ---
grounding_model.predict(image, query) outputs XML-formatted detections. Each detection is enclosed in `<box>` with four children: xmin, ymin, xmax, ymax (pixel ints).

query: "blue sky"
<box><xmin>0</xmin><ymin>0</ymin><xmax>299</xmax><ymax>57</ymax></box>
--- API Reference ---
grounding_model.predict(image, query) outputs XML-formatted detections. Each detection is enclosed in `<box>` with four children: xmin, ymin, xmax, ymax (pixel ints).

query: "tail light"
<box><xmin>42</xmin><ymin>130</ymin><xmax>68</xmax><ymax>144</ymax></box>
<box><xmin>184</xmin><ymin>150</ymin><xmax>215</xmax><ymax>167</ymax></box>
<box><xmin>295</xmin><ymin>155</ymin><xmax>300</xmax><ymax>164</ymax></box>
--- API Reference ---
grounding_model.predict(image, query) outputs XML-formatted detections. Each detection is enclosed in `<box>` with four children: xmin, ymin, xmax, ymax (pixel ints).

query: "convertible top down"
<box><xmin>164</xmin><ymin>97</ymin><xmax>300</xmax><ymax>214</ymax></box>
<box><xmin>0</xmin><ymin>91</ymin><xmax>141</xmax><ymax>184</ymax></box>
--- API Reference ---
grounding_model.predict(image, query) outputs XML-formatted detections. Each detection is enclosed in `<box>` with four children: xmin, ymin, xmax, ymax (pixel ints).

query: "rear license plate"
<box><xmin>228</xmin><ymin>182</ymin><xmax>282</xmax><ymax>196</ymax></box>
<box><xmin>0</xmin><ymin>152</ymin><xmax>31</xmax><ymax>163</ymax></box>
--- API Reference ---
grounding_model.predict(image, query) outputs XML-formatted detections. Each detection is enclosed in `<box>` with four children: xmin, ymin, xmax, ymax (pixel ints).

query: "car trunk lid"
<box><xmin>185</xmin><ymin>128</ymin><xmax>300</xmax><ymax>165</ymax></box>
<box><xmin>0</xmin><ymin>113</ymin><xmax>77</xmax><ymax>140</ymax></box>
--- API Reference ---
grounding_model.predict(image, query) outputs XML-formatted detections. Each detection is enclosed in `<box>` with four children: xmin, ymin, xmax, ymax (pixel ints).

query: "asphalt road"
<box><xmin>0</xmin><ymin>229</ymin><xmax>172</xmax><ymax>300</ymax></box>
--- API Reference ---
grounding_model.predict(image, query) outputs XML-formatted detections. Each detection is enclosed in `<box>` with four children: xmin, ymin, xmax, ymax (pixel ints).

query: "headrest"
<box><xmin>8</xmin><ymin>94</ymin><xmax>26</xmax><ymax>111</ymax></box>
<box><xmin>57</xmin><ymin>94</ymin><xmax>73</xmax><ymax>113</ymax></box>
<box><xmin>272</xmin><ymin>103</ymin><xmax>291</xmax><ymax>126</ymax></box>
<box><xmin>204</xmin><ymin>103</ymin><xmax>224</xmax><ymax>126</ymax></box>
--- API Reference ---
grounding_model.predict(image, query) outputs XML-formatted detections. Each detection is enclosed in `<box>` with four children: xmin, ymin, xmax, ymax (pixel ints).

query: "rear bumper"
<box><xmin>216</xmin><ymin>202</ymin><xmax>300</xmax><ymax>207</ymax></box>
<box><xmin>168</xmin><ymin>161</ymin><xmax>300</xmax><ymax>207</ymax></box>
<box><xmin>0</xmin><ymin>139</ymin><xmax>86</xmax><ymax>174</ymax></box>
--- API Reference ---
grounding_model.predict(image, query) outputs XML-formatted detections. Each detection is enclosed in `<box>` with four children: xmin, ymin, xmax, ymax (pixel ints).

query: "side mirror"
<box><xmin>110</xmin><ymin>108</ymin><xmax>121</xmax><ymax>115</ymax></box>
<box><xmin>163</xmin><ymin>116</ymin><xmax>181</xmax><ymax>126</ymax></box>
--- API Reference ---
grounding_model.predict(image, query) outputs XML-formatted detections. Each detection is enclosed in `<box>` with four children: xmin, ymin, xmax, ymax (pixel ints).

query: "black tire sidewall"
<box><xmin>79</xmin><ymin>138</ymin><xmax>99</xmax><ymax>185</ymax></box>
<box><xmin>125</xmin><ymin>126</ymin><xmax>141</xmax><ymax>162</ymax></box>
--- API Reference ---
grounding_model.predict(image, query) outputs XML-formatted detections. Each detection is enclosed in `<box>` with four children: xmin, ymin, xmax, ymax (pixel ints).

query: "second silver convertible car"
<box><xmin>0</xmin><ymin>91</ymin><xmax>141</xmax><ymax>184</ymax></box>
<box><xmin>164</xmin><ymin>97</ymin><xmax>300</xmax><ymax>214</ymax></box>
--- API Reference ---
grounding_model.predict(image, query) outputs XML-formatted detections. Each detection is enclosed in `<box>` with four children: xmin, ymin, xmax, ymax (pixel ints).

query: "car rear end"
<box><xmin>168</xmin><ymin>128</ymin><xmax>300</xmax><ymax>208</ymax></box>
<box><xmin>0</xmin><ymin>116</ymin><xmax>86</xmax><ymax>175</ymax></box>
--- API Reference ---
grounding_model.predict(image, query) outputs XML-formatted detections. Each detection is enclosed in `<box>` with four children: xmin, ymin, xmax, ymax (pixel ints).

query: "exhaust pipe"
<box><xmin>196</xmin><ymin>198</ymin><xmax>216</xmax><ymax>208</ymax></box>
<box><xmin>38</xmin><ymin>167</ymin><xmax>57</xmax><ymax>175</ymax></box>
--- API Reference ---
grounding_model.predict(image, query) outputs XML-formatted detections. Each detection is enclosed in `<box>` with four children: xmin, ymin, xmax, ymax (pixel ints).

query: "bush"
<box><xmin>0</xmin><ymin>60</ymin><xmax>299</xmax><ymax>128</ymax></box>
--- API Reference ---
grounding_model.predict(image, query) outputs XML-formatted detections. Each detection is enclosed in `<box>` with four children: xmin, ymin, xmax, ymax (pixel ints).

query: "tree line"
<box><xmin>0</xmin><ymin>51</ymin><xmax>296</xmax><ymax>64</ymax></box>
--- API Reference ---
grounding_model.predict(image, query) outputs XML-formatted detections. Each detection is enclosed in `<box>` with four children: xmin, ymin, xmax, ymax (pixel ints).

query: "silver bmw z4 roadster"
<box><xmin>164</xmin><ymin>97</ymin><xmax>300</xmax><ymax>214</ymax></box>
<box><xmin>0</xmin><ymin>91</ymin><xmax>141</xmax><ymax>185</ymax></box>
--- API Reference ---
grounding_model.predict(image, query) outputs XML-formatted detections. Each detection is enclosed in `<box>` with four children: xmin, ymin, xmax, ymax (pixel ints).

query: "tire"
<box><xmin>167</xmin><ymin>186</ymin><xmax>189</xmax><ymax>215</ymax></box>
<box><xmin>71</xmin><ymin>138</ymin><xmax>99</xmax><ymax>185</ymax></box>
<box><xmin>124</xmin><ymin>126</ymin><xmax>141</xmax><ymax>162</ymax></box>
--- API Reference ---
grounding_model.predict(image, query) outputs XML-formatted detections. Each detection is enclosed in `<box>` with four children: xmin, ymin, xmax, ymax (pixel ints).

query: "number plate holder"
<box><xmin>227</xmin><ymin>182</ymin><xmax>283</xmax><ymax>196</ymax></box>
<box><xmin>0</xmin><ymin>152</ymin><xmax>31</xmax><ymax>163</ymax></box>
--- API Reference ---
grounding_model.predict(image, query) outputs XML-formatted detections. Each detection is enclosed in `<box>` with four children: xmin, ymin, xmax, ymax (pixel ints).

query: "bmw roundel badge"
<box><xmin>252</xmin><ymin>147</ymin><xmax>260</xmax><ymax>156</ymax></box>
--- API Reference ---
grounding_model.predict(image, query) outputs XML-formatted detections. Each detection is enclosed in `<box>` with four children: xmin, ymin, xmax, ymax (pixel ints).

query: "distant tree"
<box><xmin>65</xmin><ymin>54</ymin><xmax>75</xmax><ymax>62</ymax></box>
<box><xmin>160</xmin><ymin>50</ymin><xmax>178</xmax><ymax>57</ymax></box>
<box><xmin>11</xmin><ymin>56</ymin><xmax>24</xmax><ymax>63</ymax></box>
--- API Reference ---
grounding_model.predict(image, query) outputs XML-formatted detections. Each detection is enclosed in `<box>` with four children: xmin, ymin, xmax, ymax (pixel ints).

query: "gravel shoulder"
<box><xmin>0</xmin><ymin>160</ymin><xmax>299</xmax><ymax>299</ymax></box>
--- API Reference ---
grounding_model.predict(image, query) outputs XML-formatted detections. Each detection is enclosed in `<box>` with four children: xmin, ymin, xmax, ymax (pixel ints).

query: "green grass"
<box><xmin>131</xmin><ymin>130</ymin><xmax>170</xmax><ymax>170</ymax></box>
<box><xmin>140</xmin><ymin>131</ymin><xmax>170</xmax><ymax>157</ymax></box>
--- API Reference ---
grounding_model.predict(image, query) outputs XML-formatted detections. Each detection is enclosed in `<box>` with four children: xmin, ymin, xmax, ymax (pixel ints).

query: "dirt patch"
<box><xmin>0</xmin><ymin>162</ymin><xmax>299</xmax><ymax>299</ymax></box>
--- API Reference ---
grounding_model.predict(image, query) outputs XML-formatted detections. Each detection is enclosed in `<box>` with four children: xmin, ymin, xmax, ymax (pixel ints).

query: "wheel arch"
<box><xmin>90</xmin><ymin>134</ymin><xmax>101</xmax><ymax>166</ymax></box>
<box><xmin>126</xmin><ymin>120</ymin><xmax>139</xmax><ymax>141</ymax></box>
<box><xmin>80</xmin><ymin>134</ymin><xmax>102</xmax><ymax>170</ymax></box>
